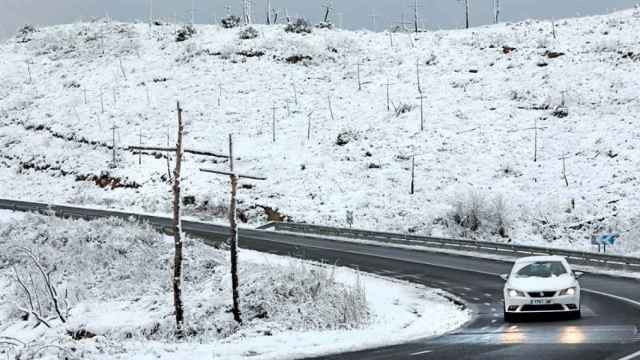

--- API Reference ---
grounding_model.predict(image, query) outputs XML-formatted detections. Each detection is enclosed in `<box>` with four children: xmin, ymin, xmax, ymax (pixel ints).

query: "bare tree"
<box><xmin>266</xmin><ymin>0</ymin><xmax>271</xmax><ymax>24</ymax></box>
<box><xmin>493</xmin><ymin>0</ymin><xmax>500</xmax><ymax>24</ymax></box>
<box><xmin>410</xmin><ymin>155</ymin><xmax>415</xmax><ymax>195</ymax></box>
<box><xmin>412</xmin><ymin>0</ymin><xmax>420</xmax><ymax>33</ymax></box>
<box><xmin>462</xmin><ymin>0</ymin><xmax>470</xmax><ymax>29</ymax></box>
<box><xmin>11</xmin><ymin>247</ymin><xmax>66</xmax><ymax>325</ymax></box>
<box><xmin>271</xmin><ymin>103</ymin><xmax>277</xmax><ymax>142</ymax></box>
<box><xmin>322</xmin><ymin>1</ymin><xmax>333</xmax><ymax>23</ymax></box>
<box><xmin>200</xmin><ymin>136</ymin><xmax>267</xmax><ymax>324</ymax></box>
<box><xmin>327</xmin><ymin>95</ymin><xmax>335</xmax><ymax>121</ymax></box>
<box><xmin>227</xmin><ymin>135</ymin><xmax>241</xmax><ymax>323</ymax></box>
<box><xmin>172</xmin><ymin>102</ymin><xmax>185</xmax><ymax>337</ymax></box>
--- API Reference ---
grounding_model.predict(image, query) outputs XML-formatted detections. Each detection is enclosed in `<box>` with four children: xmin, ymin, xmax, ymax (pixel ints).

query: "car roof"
<box><xmin>514</xmin><ymin>255</ymin><xmax>567</xmax><ymax>263</ymax></box>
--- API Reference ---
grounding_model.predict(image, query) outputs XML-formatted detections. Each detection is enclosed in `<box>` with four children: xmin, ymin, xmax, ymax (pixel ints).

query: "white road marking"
<box><xmin>462</xmin><ymin>287</ymin><xmax>472</xmax><ymax>291</ymax></box>
<box><xmin>583</xmin><ymin>288</ymin><xmax>640</xmax><ymax>308</ymax></box>
<box><xmin>491</xmin><ymin>319</ymin><xmax>497</xmax><ymax>324</ymax></box>
<box><xmin>618</xmin><ymin>349</ymin><xmax>640</xmax><ymax>360</ymax></box>
<box><xmin>491</xmin><ymin>308</ymin><xmax>497</xmax><ymax>312</ymax></box>
<box><xmin>484</xmin><ymin>302</ymin><xmax>491</xmax><ymax>306</ymax></box>
<box><xmin>410</xmin><ymin>350</ymin><xmax>433</xmax><ymax>356</ymax></box>
<box><xmin>473</xmin><ymin>297</ymin><xmax>481</xmax><ymax>301</ymax></box>
<box><xmin>484</xmin><ymin>293</ymin><xmax>493</xmax><ymax>297</ymax></box>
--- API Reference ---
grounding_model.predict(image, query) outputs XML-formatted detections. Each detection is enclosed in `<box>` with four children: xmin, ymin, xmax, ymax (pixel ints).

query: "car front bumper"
<box><xmin>505</xmin><ymin>294</ymin><xmax>580</xmax><ymax>313</ymax></box>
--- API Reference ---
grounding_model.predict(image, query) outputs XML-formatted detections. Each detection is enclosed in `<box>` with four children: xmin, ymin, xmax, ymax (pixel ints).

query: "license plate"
<box><xmin>530</xmin><ymin>299</ymin><xmax>547</xmax><ymax>305</ymax></box>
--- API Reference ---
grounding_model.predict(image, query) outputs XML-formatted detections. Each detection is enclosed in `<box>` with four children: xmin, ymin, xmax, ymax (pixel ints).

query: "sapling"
<box><xmin>410</xmin><ymin>155</ymin><xmax>415</xmax><ymax>195</ymax></box>
<box><xmin>327</xmin><ymin>94</ymin><xmax>335</xmax><ymax>121</ymax></box>
<box><xmin>292</xmin><ymin>83</ymin><xmax>298</xmax><ymax>105</ymax></box>
<box><xmin>271</xmin><ymin>102</ymin><xmax>277</xmax><ymax>142</ymax></box>
<box><xmin>416</xmin><ymin>93</ymin><xmax>427</xmax><ymax>131</ymax></box>
<box><xmin>26</xmin><ymin>61</ymin><xmax>32</xmax><ymax>83</ymax></box>
<box><xmin>307</xmin><ymin>111</ymin><xmax>314</xmax><ymax>141</ymax></box>
<box><xmin>118</xmin><ymin>58</ymin><xmax>127</xmax><ymax>81</ymax></box>
<box><xmin>416</xmin><ymin>58</ymin><xmax>422</xmax><ymax>93</ymax></box>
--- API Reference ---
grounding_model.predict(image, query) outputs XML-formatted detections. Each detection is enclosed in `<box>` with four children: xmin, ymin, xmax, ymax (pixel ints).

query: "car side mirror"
<box><xmin>500</xmin><ymin>274</ymin><xmax>509</xmax><ymax>281</ymax></box>
<box><xmin>574</xmin><ymin>271</ymin><xmax>584</xmax><ymax>279</ymax></box>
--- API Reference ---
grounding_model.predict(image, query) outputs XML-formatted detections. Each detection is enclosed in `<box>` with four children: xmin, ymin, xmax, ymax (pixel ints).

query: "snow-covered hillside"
<box><xmin>1</xmin><ymin>9</ymin><xmax>640</xmax><ymax>255</ymax></box>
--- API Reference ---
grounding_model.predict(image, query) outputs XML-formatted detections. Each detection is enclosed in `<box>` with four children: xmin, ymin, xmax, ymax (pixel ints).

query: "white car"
<box><xmin>501</xmin><ymin>256</ymin><xmax>583</xmax><ymax>322</ymax></box>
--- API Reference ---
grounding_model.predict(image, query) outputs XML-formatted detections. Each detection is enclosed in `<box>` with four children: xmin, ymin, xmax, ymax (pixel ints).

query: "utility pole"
<box><xmin>200</xmin><ymin>135</ymin><xmax>266</xmax><ymax>324</ymax></box>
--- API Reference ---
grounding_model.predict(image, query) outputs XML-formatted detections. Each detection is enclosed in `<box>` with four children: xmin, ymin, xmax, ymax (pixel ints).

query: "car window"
<box><xmin>514</xmin><ymin>261</ymin><xmax>567</xmax><ymax>278</ymax></box>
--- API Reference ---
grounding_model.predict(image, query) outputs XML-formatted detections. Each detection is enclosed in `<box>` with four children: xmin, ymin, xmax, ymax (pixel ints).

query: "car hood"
<box><xmin>508</xmin><ymin>274</ymin><xmax>576</xmax><ymax>292</ymax></box>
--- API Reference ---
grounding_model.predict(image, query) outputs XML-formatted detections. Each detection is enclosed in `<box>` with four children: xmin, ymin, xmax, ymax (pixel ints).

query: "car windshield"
<box><xmin>515</xmin><ymin>261</ymin><xmax>567</xmax><ymax>278</ymax></box>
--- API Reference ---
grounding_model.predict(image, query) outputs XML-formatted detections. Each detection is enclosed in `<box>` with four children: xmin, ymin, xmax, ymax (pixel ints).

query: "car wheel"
<box><xmin>569</xmin><ymin>309</ymin><xmax>581</xmax><ymax>320</ymax></box>
<box><xmin>504</xmin><ymin>310</ymin><xmax>517</xmax><ymax>322</ymax></box>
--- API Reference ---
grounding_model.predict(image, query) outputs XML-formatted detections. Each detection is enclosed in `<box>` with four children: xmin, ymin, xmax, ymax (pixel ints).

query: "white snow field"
<box><xmin>0</xmin><ymin>210</ymin><xmax>469</xmax><ymax>359</ymax></box>
<box><xmin>1</xmin><ymin>8</ymin><xmax>640</xmax><ymax>256</ymax></box>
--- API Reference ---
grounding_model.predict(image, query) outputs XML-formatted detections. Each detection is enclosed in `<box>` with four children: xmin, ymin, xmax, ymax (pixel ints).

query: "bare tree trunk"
<box><xmin>494</xmin><ymin>0</ymin><xmax>500</xmax><ymax>24</ymax></box>
<box><xmin>464</xmin><ymin>0</ymin><xmax>470</xmax><ymax>29</ymax></box>
<box><xmin>228</xmin><ymin>134</ymin><xmax>242</xmax><ymax>324</ymax></box>
<box><xmin>413</xmin><ymin>0</ymin><xmax>419</xmax><ymax>33</ymax></box>
<box><xmin>172</xmin><ymin>101</ymin><xmax>185</xmax><ymax>337</ymax></box>
<box><xmin>328</xmin><ymin>95</ymin><xmax>335</xmax><ymax>121</ymax></box>
<box><xmin>386</xmin><ymin>79</ymin><xmax>390</xmax><ymax>111</ymax></box>
<box><xmin>416</xmin><ymin>59</ymin><xmax>422</xmax><ymax>94</ymax></box>
<box><xmin>534</xmin><ymin>117</ymin><xmax>538</xmax><ymax>163</ymax></box>
<box><xmin>410</xmin><ymin>155</ymin><xmax>415</xmax><ymax>195</ymax></box>
<box><xmin>266</xmin><ymin>0</ymin><xmax>271</xmax><ymax>24</ymax></box>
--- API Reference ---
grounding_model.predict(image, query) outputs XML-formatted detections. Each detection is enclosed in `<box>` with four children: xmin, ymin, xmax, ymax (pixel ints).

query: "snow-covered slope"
<box><xmin>1</xmin><ymin>9</ymin><xmax>639</xmax><ymax>255</ymax></box>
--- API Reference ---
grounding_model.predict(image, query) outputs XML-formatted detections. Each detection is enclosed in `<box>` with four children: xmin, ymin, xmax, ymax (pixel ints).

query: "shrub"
<box><xmin>448</xmin><ymin>191</ymin><xmax>511</xmax><ymax>238</ymax></box>
<box><xmin>285</xmin><ymin>18</ymin><xmax>312</xmax><ymax>34</ymax></box>
<box><xmin>221</xmin><ymin>15</ymin><xmax>241</xmax><ymax>29</ymax></box>
<box><xmin>175</xmin><ymin>25</ymin><xmax>196</xmax><ymax>42</ymax></box>
<box><xmin>393</xmin><ymin>102</ymin><xmax>415</xmax><ymax>117</ymax></box>
<box><xmin>336</xmin><ymin>131</ymin><xmax>357</xmax><ymax>146</ymax></box>
<box><xmin>239</xmin><ymin>26</ymin><xmax>259</xmax><ymax>40</ymax></box>
<box><xmin>316</xmin><ymin>22</ymin><xmax>334</xmax><ymax>30</ymax></box>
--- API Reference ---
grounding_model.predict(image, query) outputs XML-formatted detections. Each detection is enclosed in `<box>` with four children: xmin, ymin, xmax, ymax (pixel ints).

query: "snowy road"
<box><xmin>1</xmin><ymin>199</ymin><xmax>640</xmax><ymax>359</ymax></box>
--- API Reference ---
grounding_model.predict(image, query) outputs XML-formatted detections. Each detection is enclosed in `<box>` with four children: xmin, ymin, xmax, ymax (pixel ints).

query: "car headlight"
<box><xmin>508</xmin><ymin>289</ymin><xmax>526</xmax><ymax>297</ymax></box>
<box><xmin>558</xmin><ymin>287</ymin><xmax>577</xmax><ymax>296</ymax></box>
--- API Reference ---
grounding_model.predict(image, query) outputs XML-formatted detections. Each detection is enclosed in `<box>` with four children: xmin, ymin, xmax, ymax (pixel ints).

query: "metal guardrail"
<box><xmin>269</xmin><ymin>222</ymin><xmax>640</xmax><ymax>271</ymax></box>
<box><xmin>1</xmin><ymin>198</ymin><xmax>639</xmax><ymax>271</ymax></box>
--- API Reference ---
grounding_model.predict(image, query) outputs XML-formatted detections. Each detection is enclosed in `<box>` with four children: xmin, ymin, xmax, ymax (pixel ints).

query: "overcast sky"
<box><xmin>1</xmin><ymin>0</ymin><xmax>638</xmax><ymax>38</ymax></box>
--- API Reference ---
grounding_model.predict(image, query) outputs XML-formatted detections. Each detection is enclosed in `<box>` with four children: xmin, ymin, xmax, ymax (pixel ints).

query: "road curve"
<box><xmin>232</xmin><ymin>230</ymin><xmax>640</xmax><ymax>360</ymax></box>
<box><xmin>1</xmin><ymin>200</ymin><xmax>639</xmax><ymax>359</ymax></box>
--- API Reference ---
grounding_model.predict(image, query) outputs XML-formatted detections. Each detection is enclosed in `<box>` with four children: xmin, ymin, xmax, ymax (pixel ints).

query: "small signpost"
<box><xmin>592</xmin><ymin>233</ymin><xmax>619</xmax><ymax>253</ymax></box>
<box><xmin>346</xmin><ymin>210</ymin><xmax>354</xmax><ymax>228</ymax></box>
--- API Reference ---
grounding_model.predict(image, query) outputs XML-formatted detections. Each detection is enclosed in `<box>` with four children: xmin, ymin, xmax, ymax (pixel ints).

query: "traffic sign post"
<box><xmin>592</xmin><ymin>234</ymin><xmax>619</xmax><ymax>253</ymax></box>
